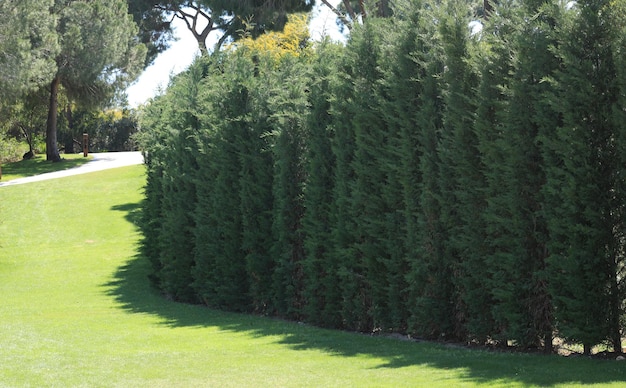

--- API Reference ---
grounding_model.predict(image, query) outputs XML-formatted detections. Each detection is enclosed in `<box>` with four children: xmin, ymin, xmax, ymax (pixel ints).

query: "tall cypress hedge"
<box><xmin>193</xmin><ymin>54</ymin><xmax>250</xmax><ymax>311</ymax></box>
<box><xmin>137</xmin><ymin>0</ymin><xmax>626</xmax><ymax>354</ymax></box>
<box><xmin>543</xmin><ymin>0</ymin><xmax>626</xmax><ymax>354</ymax></box>
<box><xmin>301</xmin><ymin>41</ymin><xmax>342</xmax><ymax>328</ymax></box>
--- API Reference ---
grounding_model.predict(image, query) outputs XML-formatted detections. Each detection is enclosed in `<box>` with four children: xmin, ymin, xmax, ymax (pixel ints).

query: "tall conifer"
<box><xmin>499</xmin><ymin>0</ymin><xmax>558</xmax><ymax>350</ymax></box>
<box><xmin>239</xmin><ymin>58</ymin><xmax>275</xmax><ymax>313</ymax></box>
<box><xmin>544</xmin><ymin>0</ymin><xmax>625</xmax><ymax>353</ymax></box>
<box><xmin>153</xmin><ymin>64</ymin><xmax>204</xmax><ymax>303</ymax></box>
<box><xmin>301</xmin><ymin>41</ymin><xmax>342</xmax><ymax>328</ymax></box>
<box><xmin>193</xmin><ymin>55</ymin><xmax>249</xmax><ymax>311</ymax></box>
<box><xmin>384</xmin><ymin>0</ymin><xmax>447</xmax><ymax>337</ymax></box>
<box><xmin>270</xmin><ymin>58</ymin><xmax>309</xmax><ymax>319</ymax></box>
<box><xmin>330</xmin><ymin>30</ymin><xmax>365</xmax><ymax>330</ymax></box>
<box><xmin>436</xmin><ymin>0</ymin><xmax>485</xmax><ymax>341</ymax></box>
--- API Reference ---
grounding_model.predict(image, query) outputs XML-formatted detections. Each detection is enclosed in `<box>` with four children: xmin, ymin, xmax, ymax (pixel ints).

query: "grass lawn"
<box><xmin>0</xmin><ymin>165</ymin><xmax>625</xmax><ymax>387</ymax></box>
<box><xmin>0</xmin><ymin>153</ymin><xmax>92</xmax><ymax>182</ymax></box>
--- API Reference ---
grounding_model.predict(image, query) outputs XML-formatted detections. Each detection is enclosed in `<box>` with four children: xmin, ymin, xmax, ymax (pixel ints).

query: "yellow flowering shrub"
<box><xmin>232</xmin><ymin>14</ymin><xmax>311</xmax><ymax>63</ymax></box>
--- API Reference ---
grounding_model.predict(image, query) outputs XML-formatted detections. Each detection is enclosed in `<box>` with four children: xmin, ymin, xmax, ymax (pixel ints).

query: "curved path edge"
<box><xmin>0</xmin><ymin>152</ymin><xmax>144</xmax><ymax>187</ymax></box>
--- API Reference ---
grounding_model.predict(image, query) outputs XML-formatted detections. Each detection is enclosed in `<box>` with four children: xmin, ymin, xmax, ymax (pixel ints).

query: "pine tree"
<box><xmin>239</xmin><ymin>57</ymin><xmax>275</xmax><ymax>314</ymax></box>
<box><xmin>192</xmin><ymin>54</ymin><xmax>249</xmax><ymax>311</ymax></box>
<box><xmin>153</xmin><ymin>63</ymin><xmax>205</xmax><ymax>303</ymax></box>
<box><xmin>136</xmin><ymin>96</ymin><xmax>168</xmax><ymax>288</ymax></box>
<box><xmin>330</xmin><ymin>31</ymin><xmax>365</xmax><ymax>330</ymax></box>
<box><xmin>436</xmin><ymin>0</ymin><xmax>485</xmax><ymax>341</ymax></box>
<box><xmin>394</xmin><ymin>1</ymin><xmax>454</xmax><ymax>339</ymax></box>
<box><xmin>332</xmin><ymin>19</ymin><xmax>403</xmax><ymax>331</ymax></box>
<box><xmin>474</xmin><ymin>1</ymin><xmax>514</xmax><ymax>346</ymax></box>
<box><xmin>269</xmin><ymin>57</ymin><xmax>309</xmax><ymax>319</ymax></box>
<box><xmin>301</xmin><ymin>40</ymin><xmax>343</xmax><ymax>328</ymax></box>
<box><xmin>544</xmin><ymin>0</ymin><xmax>625</xmax><ymax>354</ymax></box>
<box><xmin>476</xmin><ymin>0</ymin><xmax>560</xmax><ymax>351</ymax></box>
<box><xmin>46</xmin><ymin>0</ymin><xmax>146</xmax><ymax>161</ymax></box>
<box><xmin>0</xmin><ymin>0</ymin><xmax>59</xmax><ymax>100</ymax></box>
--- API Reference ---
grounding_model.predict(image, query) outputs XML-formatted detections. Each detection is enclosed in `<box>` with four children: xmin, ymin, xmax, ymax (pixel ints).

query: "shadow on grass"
<box><xmin>1</xmin><ymin>155</ymin><xmax>92</xmax><ymax>181</ymax></box>
<box><xmin>110</xmin><ymin>202</ymin><xmax>142</xmax><ymax>226</ymax></box>
<box><xmin>106</xmin><ymin>202</ymin><xmax>626</xmax><ymax>387</ymax></box>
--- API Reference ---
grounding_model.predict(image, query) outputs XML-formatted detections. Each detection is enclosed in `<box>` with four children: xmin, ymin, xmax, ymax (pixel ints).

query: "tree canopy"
<box><xmin>0</xmin><ymin>0</ymin><xmax>59</xmax><ymax>100</ymax></box>
<box><xmin>44</xmin><ymin>0</ymin><xmax>146</xmax><ymax>161</ymax></box>
<box><xmin>130</xmin><ymin>0</ymin><xmax>314</xmax><ymax>55</ymax></box>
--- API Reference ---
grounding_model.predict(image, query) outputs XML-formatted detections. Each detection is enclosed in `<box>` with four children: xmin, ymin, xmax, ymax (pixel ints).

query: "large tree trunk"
<box><xmin>46</xmin><ymin>76</ymin><xmax>61</xmax><ymax>162</ymax></box>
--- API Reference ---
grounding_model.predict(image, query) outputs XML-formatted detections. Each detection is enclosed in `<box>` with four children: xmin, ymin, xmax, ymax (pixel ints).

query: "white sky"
<box><xmin>126</xmin><ymin>2</ymin><xmax>345</xmax><ymax>107</ymax></box>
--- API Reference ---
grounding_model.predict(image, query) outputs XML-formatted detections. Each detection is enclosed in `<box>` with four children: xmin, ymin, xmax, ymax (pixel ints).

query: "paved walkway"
<box><xmin>0</xmin><ymin>152</ymin><xmax>144</xmax><ymax>187</ymax></box>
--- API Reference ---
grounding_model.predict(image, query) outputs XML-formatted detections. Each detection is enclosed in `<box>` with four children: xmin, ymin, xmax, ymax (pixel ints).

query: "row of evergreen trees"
<box><xmin>137</xmin><ymin>0</ymin><xmax>626</xmax><ymax>354</ymax></box>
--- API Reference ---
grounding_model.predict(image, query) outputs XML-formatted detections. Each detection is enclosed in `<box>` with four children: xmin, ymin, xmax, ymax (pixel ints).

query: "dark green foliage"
<box><xmin>543</xmin><ymin>0</ymin><xmax>625</xmax><ymax>354</ymax></box>
<box><xmin>136</xmin><ymin>0</ymin><xmax>626</xmax><ymax>354</ymax></box>
<box><xmin>137</xmin><ymin>109</ymin><xmax>166</xmax><ymax>287</ymax></box>
<box><xmin>147</xmin><ymin>62</ymin><xmax>205</xmax><ymax>303</ymax></box>
<box><xmin>474</xmin><ymin>3</ymin><xmax>519</xmax><ymax>346</ymax></box>
<box><xmin>192</xmin><ymin>55</ymin><xmax>250</xmax><ymax>311</ymax></box>
<box><xmin>328</xmin><ymin>37</ymin><xmax>363</xmax><ymax>331</ymax></box>
<box><xmin>347</xmin><ymin>20</ymin><xmax>392</xmax><ymax>331</ymax></box>
<box><xmin>269</xmin><ymin>58</ymin><xmax>309</xmax><ymax>319</ymax></box>
<box><xmin>436</xmin><ymin>0</ymin><xmax>485</xmax><ymax>341</ymax></box>
<box><xmin>480</xmin><ymin>0</ymin><xmax>559</xmax><ymax>350</ymax></box>
<box><xmin>238</xmin><ymin>66</ymin><xmax>275</xmax><ymax>314</ymax></box>
<box><xmin>330</xmin><ymin>20</ymin><xmax>398</xmax><ymax>331</ymax></box>
<box><xmin>301</xmin><ymin>41</ymin><xmax>342</xmax><ymax>328</ymax></box>
<box><xmin>389</xmin><ymin>1</ymin><xmax>453</xmax><ymax>339</ymax></box>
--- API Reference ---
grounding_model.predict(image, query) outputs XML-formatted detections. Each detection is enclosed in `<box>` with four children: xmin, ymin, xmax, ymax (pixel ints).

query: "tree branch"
<box><xmin>320</xmin><ymin>0</ymin><xmax>353</xmax><ymax>30</ymax></box>
<box><xmin>342</xmin><ymin>0</ymin><xmax>357</xmax><ymax>20</ymax></box>
<box><xmin>156</xmin><ymin>2</ymin><xmax>216</xmax><ymax>55</ymax></box>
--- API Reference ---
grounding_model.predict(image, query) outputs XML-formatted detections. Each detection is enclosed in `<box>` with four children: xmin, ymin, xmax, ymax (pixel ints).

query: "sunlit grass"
<box><xmin>0</xmin><ymin>153</ymin><xmax>92</xmax><ymax>182</ymax></box>
<box><xmin>0</xmin><ymin>165</ymin><xmax>624</xmax><ymax>386</ymax></box>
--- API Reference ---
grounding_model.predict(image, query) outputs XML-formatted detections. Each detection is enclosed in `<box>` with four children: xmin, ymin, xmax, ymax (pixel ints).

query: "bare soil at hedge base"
<box><xmin>374</xmin><ymin>332</ymin><xmax>626</xmax><ymax>360</ymax></box>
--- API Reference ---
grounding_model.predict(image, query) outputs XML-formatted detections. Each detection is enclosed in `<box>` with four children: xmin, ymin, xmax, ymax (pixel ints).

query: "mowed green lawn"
<box><xmin>0</xmin><ymin>165</ymin><xmax>624</xmax><ymax>387</ymax></box>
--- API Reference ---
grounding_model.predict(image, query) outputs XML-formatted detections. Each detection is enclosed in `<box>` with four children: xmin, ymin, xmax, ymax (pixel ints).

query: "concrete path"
<box><xmin>0</xmin><ymin>152</ymin><xmax>144</xmax><ymax>187</ymax></box>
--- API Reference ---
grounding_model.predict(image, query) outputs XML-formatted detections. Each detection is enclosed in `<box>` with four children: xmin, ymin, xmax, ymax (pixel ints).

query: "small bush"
<box><xmin>0</xmin><ymin>137</ymin><xmax>27</xmax><ymax>163</ymax></box>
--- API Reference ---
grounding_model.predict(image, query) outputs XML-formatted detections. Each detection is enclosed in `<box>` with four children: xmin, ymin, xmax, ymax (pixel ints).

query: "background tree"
<box><xmin>0</xmin><ymin>0</ymin><xmax>59</xmax><ymax>101</ymax></box>
<box><xmin>45</xmin><ymin>0</ymin><xmax>146</xmax><ymax>161</ymax></box>
<box><xmin>1</xmin><ymin>89</ymin><xmax>50</xmax><ymax>159</ymax></box>
<box><xmin>128</xmin><ymin>0</ymin><xmax>176</xmax><ymax>66</ymax></box>
<box><xmin>320</xmin><ymin>0</ymin><xmax>393</xmax><ymax>31</ymax></box>
<box><xmin>132</xmin><ymin>0</ymin><xmax>314</xmax><ymax>55</ymax></box>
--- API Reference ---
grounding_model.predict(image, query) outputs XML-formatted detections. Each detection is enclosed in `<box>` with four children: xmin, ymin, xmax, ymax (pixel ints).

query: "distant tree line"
<box><xmin>137</xmin><ymin>0</ymin><xmax>626</xmax><ymax>355</ymax></box>
<box><xmin>0</xmin><ymin>0</ymin><xmax>312</xmax><ymax>162</ymax></box>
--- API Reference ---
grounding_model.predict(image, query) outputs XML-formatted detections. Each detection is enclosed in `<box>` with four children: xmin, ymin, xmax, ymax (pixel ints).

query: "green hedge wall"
<box><xmin>137</xmin><ymin>0</ymin><xmax>626</xmax><ymax>354</ymax></box>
